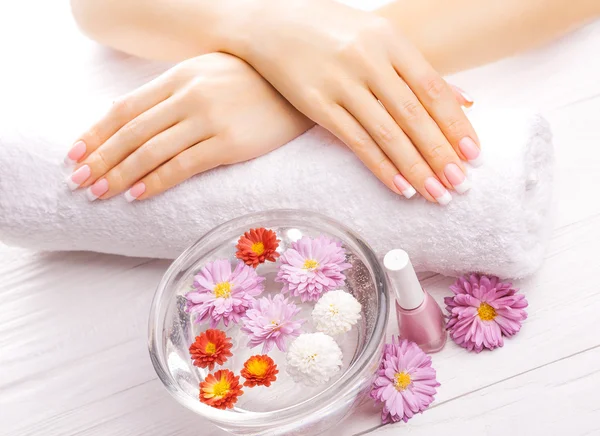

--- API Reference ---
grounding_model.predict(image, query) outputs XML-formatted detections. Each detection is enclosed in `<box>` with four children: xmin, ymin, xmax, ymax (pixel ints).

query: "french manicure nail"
<box><xmin>393</xmin><ymin>175</ymin><xmax>416</xmax><ymax>199</ymax></box>
<box><xmin>124</xmin><ymin>182</ymin><xmax>146</xmax><ymax>203</ymax></box>
<box><xmin>458</xmin><ymin>137</ymin><xmax>483</xmax><ymax>167</ymax></box>
<box><xmin>454</xmin><ymin>86</ymin><xmax>474</xmax><ymax>107</ymax></box>
<box><xmin>64</xmin><ymin>141</ymin><xmax>86</xmax><ymax>166</ymax></box>
<box><xmin>425</xmin><ymin>177</ymin><xmax>452</xmax><ymax>205</ymax></box>
<box><xmin>66</xmin><ymin>165</ymin><xmax>91</xmax><ymax>190</ymax></box>
<box><xmin>444</xmin><ymin>163</ymin><xmax>471</xmax><ymax>194</ymax></box>
<box><xmin>86</xmin><ymin>178</ymin><xmax>109</xmax><ymax>201</ymax></box>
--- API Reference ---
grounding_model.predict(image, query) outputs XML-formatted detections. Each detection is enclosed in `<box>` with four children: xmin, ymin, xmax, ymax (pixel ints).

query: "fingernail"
<box><xmin>454</xmin><ymin>86</ymin><xmax>474</xmax><ymax>107</ymax></box>
<box><xmin>458</xmin><ymin>137</ymin><xmax>483</xmax><ymax>167</ymax></box>
<box><xmin>86</xmin><ymin>178</ymin><xmax>109</xmax><ymax>201</ymax></box>
<box><xmin>124</xmin><ymin>182</ymin><xmax>145</xmax><ymax>202</ymax></box>
<box><xmin>393</xmin><ymin>175</ymin><xmax>416</xmax><ymax>199</ymax></box>
<box><xmin>66</xmin><ymin>165</ymin><xmax>91</xmax><ymax>190</ymax></box>
<box><xmin>64</xmin><ymin>141</ymin><xmax>86</xmax><ymax>166</ymax></box>
<box><xmin>444</xmin><ymin>163</ymin><xmax>471</xmax><ymax>194</ymax></box>
<box><xmin>425</xmin><ymin>177</ymin><xmax>452</xmax><ymax>205</ymax></box>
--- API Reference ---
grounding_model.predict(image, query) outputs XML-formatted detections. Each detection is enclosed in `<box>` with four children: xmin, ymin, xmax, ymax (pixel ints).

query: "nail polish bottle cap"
<box><xmin>383</xmin><ymin>249</ymin><xmax>424</xmax><ymax>310</ymax></box>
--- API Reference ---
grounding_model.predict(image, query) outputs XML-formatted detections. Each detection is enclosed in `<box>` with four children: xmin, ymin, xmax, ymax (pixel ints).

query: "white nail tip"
<box><xmin>85</xmin><ymin>187</ymin><xmax>99</xmax><ymax>202</ymax></box>
<box><xmin>468</xmin><ymin>154</ymin><xmax>484</xmax><ymax>167</ymax></box>
<box><xmin>65</xmin><ymin>177</ymin><xmax>80</xmax><ymax>191</ymax></box>
<box><xmin>402</xmin><ymin>186</ymin><xmax>417</xmax><ymax>199</ymax></box>
<box><xmin>124</xmin><ymin>190</ymin><xmax>137</xmax><ymax>203</ymax></box>
<box><xmin>64</xmin><ymin>156</ymin><xmax>77</xmax><ymax>166</ymax></box>
<box><xmin>453</xmin><ymin>178</ymin><xmax>472</xmax><ymax>194</ymax></box>
<box><xmin>436</xmin><ymin>191</ymin><xmax>453</xmax><ymax>206</ymax></box>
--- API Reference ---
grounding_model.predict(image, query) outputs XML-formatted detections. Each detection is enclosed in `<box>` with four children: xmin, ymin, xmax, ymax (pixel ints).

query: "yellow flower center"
<box><xmin>328</xmin><ymin>303</ymin><xmax>339</xmax><ymax>315</ymax></box>
<box><xmin>478</xmin><ymin>302</ymin><xmax>497</xmax><ymax>321</ymax></box>
<box><xmin>251</xmin><ymin>242</ymin><xmax>265</xmax><ymax>255</ymax></box>
<box><xmin>211</xmin><ymin>378</ymin><xmax>231</xmax><ymax>397</ymax></box>
<box><xmin>214</xmin><ymin>282</ymin><xmax>232</xmax><ymax>298</ymax></box>
<box><xmin>303</xmin><ymin>259</ymin><xmax>319</xmax><ymax>270</ymax></box>
<box><xmin>204</xmin><ymin>342</ymin><xmax>216</xmax><ymax>355</ymax></box>
<box><xmin>394</xmin><ymin>372</ymin><xmax>412</xmax><ymax>391</ymax></box>
<box><xmin>247</xmin><ymin>359</ymin><xmax>269</xmax><ymax>377</ymax></box>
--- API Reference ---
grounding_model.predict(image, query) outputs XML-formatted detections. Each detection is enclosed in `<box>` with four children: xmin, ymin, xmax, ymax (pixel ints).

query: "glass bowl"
<box><xmin>148</xmin><ymin>210</ymin><xmax>389</xmax><ymax>435</ymax></box>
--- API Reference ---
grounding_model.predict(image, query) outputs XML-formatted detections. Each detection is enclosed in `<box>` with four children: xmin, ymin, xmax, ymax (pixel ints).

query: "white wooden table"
<box><xmin>1</xmin><ymin>2</ymin><xmax>600</xmax><ymax>435</ymax></box>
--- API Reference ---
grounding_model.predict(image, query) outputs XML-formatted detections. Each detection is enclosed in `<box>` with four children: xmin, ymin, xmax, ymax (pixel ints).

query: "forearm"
<box><xmin>70</xmin><ymin>0</ymin><xmax>248</xmax><ymax>61</ymax></box>
<box><xmin>379</xmin><ymin>0</ymin><xmax>600</xmax><ymax>74</ymax></box>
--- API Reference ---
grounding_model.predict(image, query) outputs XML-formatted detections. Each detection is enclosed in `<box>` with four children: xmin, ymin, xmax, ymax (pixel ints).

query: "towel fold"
<box><xmin>0</xmin><ymin>109</ymin><xmax>553</xmax><ymax>278</ymax></box>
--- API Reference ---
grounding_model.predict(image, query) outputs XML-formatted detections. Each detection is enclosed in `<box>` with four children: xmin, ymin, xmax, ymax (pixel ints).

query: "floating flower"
<box><xmin>276</xmin><ymin>235</ymin><xmax>352</xmax><ymax>302</ymax></box>
<box><xmin>286</xmin><ymin>332</ymin><xmax>343</xmax><ymax>386</ymax></box>
<box><xmin>241</xmin><ymin>293</ymin><xmax>305</xmax><ymax>354</ymax></box>
<box><xmin>236</xmin><ymin>228</ymin><xmax>280</xmax><ymax>268</ymax></box>
<box><xmin>186</xmin><ymin>259</ymin><xmax>265</xmax><ymax>328</ymax></box>
<box><xmin>199</xmin><ymin>369</ymin><xmax>244</xmax><ymax>410</ymax></box>
<box><xmin>241</xmin><ymin>355</ymin><xmax>279</xmax><ymax>387</ymax></box>
<box><xmin>370</xmin><ymin>337</ymin><xmax>440</xmax><ymax>424</ymax></box>
<box><xmin>312</xmin><ymin>290</ymin><xmax>362</xmax><ymax>336</ymax></box>
<box><xmin>445</xmin><ymin>274</ymin><xmax>528</xmax><ymax>353</ymax></box>
<box><xmin>189</xmin><ymin>329</ymin><xmax>233</xmax><ymax>371</ymax></box>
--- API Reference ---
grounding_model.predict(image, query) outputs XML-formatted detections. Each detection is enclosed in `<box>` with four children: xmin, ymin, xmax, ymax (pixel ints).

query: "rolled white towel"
<box><xmin>0</xmin><ymin>109</ymin><xmax>553</xmax><ymax>278</ymax></box>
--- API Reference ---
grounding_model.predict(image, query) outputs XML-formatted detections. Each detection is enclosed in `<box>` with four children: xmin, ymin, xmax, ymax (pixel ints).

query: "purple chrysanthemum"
<box><xmin>370</xmin><ymin>337</ymin><xmax>440</xmax><ymax>424</ymax></box>
<box><xmin>445</xmin><ymin>274</ymin><xmax>528</xmax><ymax>353</ymax></box>
<box><xmin>275</xmin><ymin>235</ymin><xmax>351</xmax><ymax>302</ymax></box>
<box><xmin>241</xmin><ymin>294</ymin><xmax>305</xmax><ymax>354</ymax></box>
<box><xmin>185</xmin><ymin>259</ymin><xmax>265</xmax><ymax>328</ymax></box>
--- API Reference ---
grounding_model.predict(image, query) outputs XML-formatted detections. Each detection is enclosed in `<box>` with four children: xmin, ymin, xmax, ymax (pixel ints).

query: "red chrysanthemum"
<box><xmin>236</xmin><ymin>228</ymin><xmax>280</xmax><ymax>268</ymax></box>
<box><xmin>199</xmin><ymin>369</ymin><xmax>244</xmax><ymax>409</ymax></box>
<box><xmin>241</xmin><ymin>355</ymin><xmax>279</xmax><ymax>387</ymax></box>
<box><xmin>189</xmin><ymin>329</ymin><xmax>233</xmax><ymax>371</ymax></box>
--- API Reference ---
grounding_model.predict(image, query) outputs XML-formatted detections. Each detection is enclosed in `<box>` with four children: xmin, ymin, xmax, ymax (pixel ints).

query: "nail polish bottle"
<box><xmin>383</xmin><ymin>249</ymin><xmax>447</xmax><ymax>353</ymax></box>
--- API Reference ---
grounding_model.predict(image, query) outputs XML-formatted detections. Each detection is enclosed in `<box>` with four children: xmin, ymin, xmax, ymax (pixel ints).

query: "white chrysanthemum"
<box><xmin>286</xmin><ymin>332</ymin><xmax>343</xmax><ymax>386</ymax></box>
<box><xmin>312</xmin><ymin>290</ymin><xmax>362</xmax><ymax>336</ymax></box>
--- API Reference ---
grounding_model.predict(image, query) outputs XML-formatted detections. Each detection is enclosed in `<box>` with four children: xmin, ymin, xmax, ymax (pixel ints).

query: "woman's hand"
<box><xmin>234</xmin><ymin>0</ymin><xmax>482</xmax><ymax>203</ymax></box>
<box><xmin>65</xmin><ymin>53</ymin><xmax>313</xmax><ymax>201</ymax></box>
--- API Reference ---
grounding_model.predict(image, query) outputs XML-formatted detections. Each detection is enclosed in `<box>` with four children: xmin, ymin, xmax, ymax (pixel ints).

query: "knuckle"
<box><xmin>444</xmin><ymin>117</ymin><xmax>468</xmax><ymax>137</ymax></box>
<box><xmin>121</xmin><ymin>119</ymin><xmax>144</xmax><ymax>141</ymax></box>
<box><xmin>111</xmin><ymin>97</ymin><xmax>134</xmax><ymax>120</ymax></box>
<box><xmin>398</xmin><ymin>99</ymin><xmax>422</xmax><ymax>121</ymax></box>
<box><xmin>373</xmin><ymin>123</ymin><xmax>398</xmax><ymax>145</ymax></box>
<box><xmin>425</xmin><ymin>143</ymin><xmax>449</xmax><ymax>162</ymax></box>
<box><xmin>349</xmin><ymin>129</ymin><xmax>373</xmax><ymax>154</ymax></box>
<box><xmin>403</xmin><ymin>160</ymin><xmax>423</xmax><ymax>179</ymax></box>
<box><xmin>423</xmin><ymin>76</ymin><xmax>448</xmax><ymax>100</ymax></box>
<box><xmin>92</xmin><ymin>150</ymin><xmax>111</xmax><ymax>173</ymax></box>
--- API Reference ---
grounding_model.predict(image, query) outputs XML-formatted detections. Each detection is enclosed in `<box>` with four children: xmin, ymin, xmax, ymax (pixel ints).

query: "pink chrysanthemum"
<box><xmin>445</xmin><ymin>274</ymin><xmax>528</xmax><ymax>353</ymax></box>
<box><xmin>370</xmin><ymin>337</ymin><xmax>440</xmax><ymax>424</ymax></box>
<box><xmin>186</xmin><ymin>259</ymin><xmax>265</xmax><ymax>328</ymax></box>
<box><xmin>241</xmin><ymin>294</ymin><xmax>305</xmax><ymax>354</ymax></box>
<box><xmin>275</xmin><ymin>235</ymin><xmax>351</xmax><ymax>302</ymax></box>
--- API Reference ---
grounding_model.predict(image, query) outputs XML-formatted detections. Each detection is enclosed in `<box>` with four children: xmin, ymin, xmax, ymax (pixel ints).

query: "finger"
<box><xmin>390</xmin><ymin>41</ymin><xmax>482</xmax><ymax>166</ymax></box>
<box><xmin>70</xmin><ymin>97</ymin><xmax>183</xmax><ymax>190</ymax></box>
<box><xmin>65</xmin><ymin>76</ymin><xmax>175</xmax><ymax>166</ymax></box>
<box><xmin>85</xmin><ymin>120</ymin><xmax>209</xmax><ymax>201</ymax></box>
<box><xmin>366</xmin><ymin>72</ymin><xmax>467</xmax><ymax>192</ymax></box>
<box><xmin>125</xmin><ymin>137</ymin><xmax>222</xmax><ymax>201</ymax></box>
<box><xmin>340</xmin><ymin>91</ymin><xmax>455</xmax><ymax>203</ymax></box>
<box><xmin>450</xmin><ymin>84</ymin><xmax>474</xmax><ymax>108</ymax></box>
<box><xmin>319</xmin><ymin>103</ymin><xmax>436</xmax><ymax>201</ymax></box>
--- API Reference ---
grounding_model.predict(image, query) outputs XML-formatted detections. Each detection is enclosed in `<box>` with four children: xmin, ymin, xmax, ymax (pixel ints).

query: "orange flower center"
<box><xmin>303</xmin><ymin>259</ymin><xmax>319</xmax><ymax>270</ymax></box>
<box><xmin>251</xmin><ymin>242</ymin><xmax>265</xmax><ymax>255</ymax></box>
<box><xmin>394</xmin><ymin>372</ymin><xmax>411</xmax><ymax>391</ymax></box>
<box><xmin>214</xmin><ymin>282</ymin><xmax>232</xmax><ymax>298</ymax></box>
<box><xmin>247</xmin><ymin>358</ymin><xmax>269</xmax><ymax>377</ymax></box>
<box><xmin>205</xmin><ymin>342</ymin><xmax>216</xmax><ymax>355</ymax></box>
<box><xmin>478</xmin><ymin>302</ymin><xmax>497</xmax><ymax>321</ymax></box>
<box><xmin>211</xmin><ymin>378</ymin><xmax>231</xmax><ymax>397</ymax></box>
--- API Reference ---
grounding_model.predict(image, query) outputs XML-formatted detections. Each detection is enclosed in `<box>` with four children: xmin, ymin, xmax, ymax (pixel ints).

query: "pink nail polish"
<box><xmin>66</xmin><ymin>165</ymin><xmax>91</xmax><ymax>191</ymax></box>
<box><xmin>86</xmin><ymin>178</ymin><xmax>109</xmax><ymax>201</ymax></box>
<box><xmin>458</xmin><ymin>137</ymin><xmax>483</xmax><ymax>167</ymax></box>
<box><xmin>124</xmin><ymin>182</ymin><xmax>146</xmax><ymax>202</ymax></box>
<box><xmin>65</xmin><ymin>141</ymin><xmax>86</xmax><ymax>166</ymax></box>
<box><xmin>444</xmin><ymin>163</ymin><xmax>471</xmax><ymax>194</ymax></box>
<box><xmin>424</xmin><ymin>177</ymin><xmax>452</xmax><ymax>205</ymax></box>
<box><xmin>384</xmin><ymin>249</ymin><xmax>447</xmax><ymax>353</ymax></box>
<box><xmin>393</xmin><ymin>175</ymin><xmax>416</xmax><ymax>199</ymax></box>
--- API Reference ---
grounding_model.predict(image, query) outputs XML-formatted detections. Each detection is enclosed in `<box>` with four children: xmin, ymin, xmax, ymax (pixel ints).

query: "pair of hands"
<box><xmin>66</xmin><ymin>0</ymin><xmax>480</xmax><ymax>204</ymax></box>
